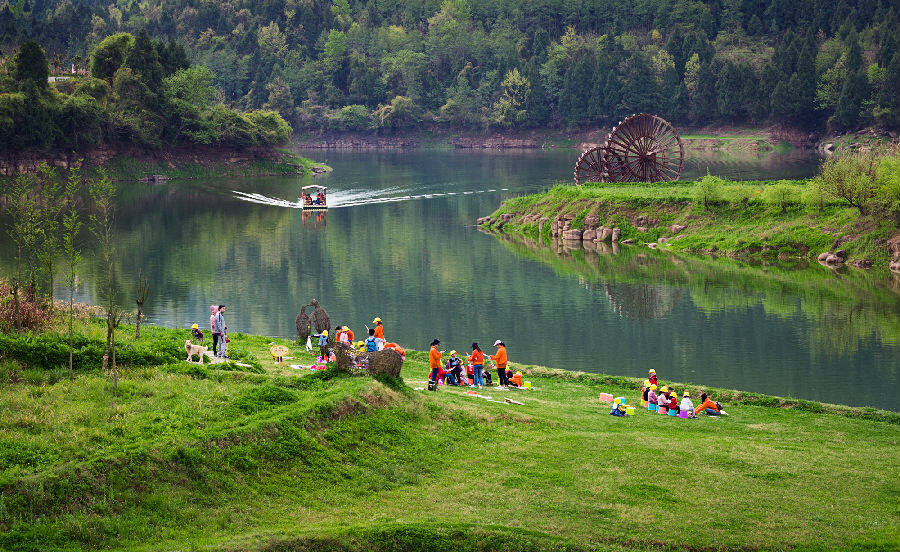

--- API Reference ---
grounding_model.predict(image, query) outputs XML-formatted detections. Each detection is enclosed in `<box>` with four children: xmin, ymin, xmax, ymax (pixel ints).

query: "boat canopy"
<box><xmin>301</xmin><ymin>185</ymin><xmax>327</xmax><ymax>191</ymax></box>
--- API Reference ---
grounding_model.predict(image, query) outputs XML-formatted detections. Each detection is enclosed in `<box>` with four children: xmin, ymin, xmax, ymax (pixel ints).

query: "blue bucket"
<box><xmin>668</xmin><ymin>408</ymin><xmax>677</xmax><ymax>417</ymax></box>
<box><xmin>649</xmin><ymin>403</ymin><xmax>657</xmax><ymax>412</ymax></box>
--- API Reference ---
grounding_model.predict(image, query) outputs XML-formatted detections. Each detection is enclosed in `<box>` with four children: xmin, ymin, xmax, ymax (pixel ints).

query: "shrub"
<box><xmin>802</xmin><ymin>177</ymin><xmax>830</xmax><ymax>212</ymax></box>
<box><xmin>876</xmin><ymin>155</ymin><xmax>900</xmax><ymax>223</ymax></box>
<box><xmin>0</xmin><ymin>281</ymin><xmax>52</xmax><ymax>332</ymax></box>
<box><xmin>762</xmin><ymin>180</ymin><xmax>797</xmax><ymax>213</ymax></box>
<box><xmin>693</xmin><ymin>173</ymin><xmax>725</xmax><ymax>210</ymax></box>
<box><xmin>726</xmin><ymin>186</ymin><xmax>754</xmax><ymax>210</ymax></box>
<box><xmin>820</xmin><ymin>151</ymin><xmax>878</xmax><ymax>215</ymax></box>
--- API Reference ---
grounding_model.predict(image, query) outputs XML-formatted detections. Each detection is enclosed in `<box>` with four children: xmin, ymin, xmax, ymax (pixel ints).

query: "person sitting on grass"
<box><xmin>668</xmin><ymin>390</ymin><xmax>679</xmax><ymax>415</ymax></box>
<box><xmin>191</xmin><ymin>323</ymin><xmax>204</xmax><ymax>342</ymax></box>
<box><xmin>446</xmin><ymin>351</ymin><xmax>463</xmax><ymax>386</ymax></box>
<box><xmin>647</xmin><ymin>384</ymin><xmax>658</xmax><ymax>406</ymax></box>
<box><xmin>680</xmin><ymin>391</ymin><xmax>696</xmax><ymax>418</ymax></box>
<box><xmin>657</xmin><ymin>386</ymin><xmax>669</xmax><ymax>412</ymax></box>
<box><xmin>694</xmin><ymin>393</ymin><xmax>728</xmax><ymax>416</ymax></box>
<box><xmin>609</xmin><ymin>397</ymin><xmax>627</xmax><ymax>416</ymax></box>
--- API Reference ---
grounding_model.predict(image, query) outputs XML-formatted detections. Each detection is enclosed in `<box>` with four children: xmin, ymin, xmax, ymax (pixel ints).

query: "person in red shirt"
<box><xmin>668</xmin><ymin>391</ymin><xmax>679</xmax><ymax>414</ymax></box>
<box><xmin>648</xmin><ymin>369</ymin><xmax>658</xmax><ymax>386</ymax></box>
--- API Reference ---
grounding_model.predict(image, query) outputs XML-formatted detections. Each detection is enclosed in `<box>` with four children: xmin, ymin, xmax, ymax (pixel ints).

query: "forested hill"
<box><xmin>2</xmin><ymin>0</ymin><xmax>900</xmax><ymax>136</ymax></box>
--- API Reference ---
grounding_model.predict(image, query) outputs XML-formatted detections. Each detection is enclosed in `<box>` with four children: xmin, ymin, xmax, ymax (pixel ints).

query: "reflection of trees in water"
<box><xmin>603</xmin><ymin>283</ymin><xmax>683</xmax><ymax>320</ymax></box>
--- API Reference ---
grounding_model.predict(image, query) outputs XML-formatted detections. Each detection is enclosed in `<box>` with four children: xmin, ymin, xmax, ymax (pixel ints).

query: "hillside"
<box><xmin>0</xmin><ymin>317</ymin><xmax>897</xmax><ymax>551</ymax></box>
<box><xmin>1</xmin><ymin>0</ymin><xmax>898</xmax><ymax>136</ymax></box>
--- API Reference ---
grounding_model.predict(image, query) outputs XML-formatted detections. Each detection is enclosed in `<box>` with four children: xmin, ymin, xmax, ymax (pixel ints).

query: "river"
<box><xmin>4</xmin><ymin>147</ymin><xmax>899</xmax><ymax>410</ymax></box>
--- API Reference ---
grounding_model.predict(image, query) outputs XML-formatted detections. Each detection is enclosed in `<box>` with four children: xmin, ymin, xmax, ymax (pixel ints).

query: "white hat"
<box><xmin>493</xmin><ymin>339</ymin><xmax>502</xmax><ymax>347</ymax></box>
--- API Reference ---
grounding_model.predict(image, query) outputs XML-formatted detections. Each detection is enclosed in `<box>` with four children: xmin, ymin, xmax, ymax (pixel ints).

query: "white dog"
<box><xmin>184</xmin><ymin>340</ymin><xmax>208</xmax><ymax>363</ymax></box>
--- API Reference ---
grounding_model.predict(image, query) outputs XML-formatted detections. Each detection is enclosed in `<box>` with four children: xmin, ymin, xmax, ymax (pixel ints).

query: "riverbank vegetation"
<box><xmin>0</xmin><ymin>34</ymin><xmax>292</xmax><ymax>164</ymax></box>
<box><xmin>0</xmin><ymin>304</ymin><xmax>897</xmax><ymax>551</ymax></box>
<box><xmin>482</xmin><ymin>150</ymin><xmax>900</xmax><ymax>266</ymax></box>
<box><xmin>2</xmin><ymin>0</ymin><xmax>899</xmax><ymax>137</ymax></box>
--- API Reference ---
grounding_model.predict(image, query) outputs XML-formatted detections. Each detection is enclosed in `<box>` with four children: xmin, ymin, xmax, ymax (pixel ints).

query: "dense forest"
<box><xmin>0</xmin><ymin>31</ymin><xmax>291</xmax><ymax>155</ymax></box>
<box><xmin>2</xmin><ymin>0</ymin><xmax>899</xmax><ymax>138</ymax></box>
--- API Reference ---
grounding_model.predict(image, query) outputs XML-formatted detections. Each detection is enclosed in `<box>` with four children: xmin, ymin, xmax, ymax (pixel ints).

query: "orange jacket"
<box><xmin>373</xmin><ymin>324</ymin><xmax>384</xmax><ymax>339</ymax></box>
<box><xmin>694</xmin><ymin>398</ymin><xmax>719</xmax><ymax>416</ymax></box>
<box><xmin>429</xmin><ymin>346</ymin><xmax>442</xmax><ymax>369</ymax></box>
<box><xmin>334</xmin><ymin>328</ymin><xmax>343</xmax><ymax>342</ymax></box>
<box><xmin>490</xmin><ymin>346</ymin><xmax>507</xmax><ymax>369</ymax></box>
<box><xmin>345</xmin><ymin>329</ymin><xmax>354</xmax><ymax>342</ymax></box>
<box><xmin>384</xmin><ymin>342</ymin><xmax>405</xmax><ymax>357</ymax></box>
<box><xmin>468</xmin><ymin>350</ymin><xmax>484</xmax><ymax>364</ymax></box>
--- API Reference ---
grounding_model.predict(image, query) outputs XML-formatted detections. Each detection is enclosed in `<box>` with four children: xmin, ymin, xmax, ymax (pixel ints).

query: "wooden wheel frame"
<box><xmin>573</xmin><ymin>146</ymin><xmax>607</xmax><ymax>185</ymax></box>
<box><xmin>602</xmin><ymin>114</ymin><xmax>684</xmax><ymax>183</ymax></box>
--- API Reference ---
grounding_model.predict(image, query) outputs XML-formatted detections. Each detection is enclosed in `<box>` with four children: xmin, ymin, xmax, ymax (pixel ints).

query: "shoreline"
<box><xmin>292</xmin><ymin>125</ymin><xmax>821</xmax><ymax>152</ymax></box>
<box><xmin>479</xmin><ymin>181</ymin><xmax>900</xmax><ymax>271</ymax></box>
<box><xmin>1</xmin><ymin>147</ymin><xmax>331</xmax><ymax>180</ymax></box>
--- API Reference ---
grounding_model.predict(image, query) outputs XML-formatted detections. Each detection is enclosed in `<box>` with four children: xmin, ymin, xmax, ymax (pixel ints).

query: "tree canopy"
<box><xmin>1</xmin><ymin>0</ymin><xmax>898</xmax><ymax>134</ymax></box>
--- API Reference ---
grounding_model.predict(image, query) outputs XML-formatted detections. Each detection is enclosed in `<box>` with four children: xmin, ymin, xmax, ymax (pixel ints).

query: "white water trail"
<box><xmin>232</xmin><ymin>187</ymin><xmax>509</xmax><ymax>209</ymax></box>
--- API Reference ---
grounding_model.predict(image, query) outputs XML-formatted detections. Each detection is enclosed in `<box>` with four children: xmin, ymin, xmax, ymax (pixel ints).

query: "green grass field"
<box><xmin>0</xmin><ymin>318</ymin><xmax>897</xmax><ymax>551</ymax></box>
<box><xmin>483</xmin><ymin>180</ymin><xmax>899</xmax><ymax>265</ymax></box>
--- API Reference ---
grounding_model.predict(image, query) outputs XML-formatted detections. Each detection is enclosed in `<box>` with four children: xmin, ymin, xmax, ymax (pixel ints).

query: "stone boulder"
<box><xmin>817</xmin><ymin>252</ymin><xmax>830</xmax><ymax>262</ymax></box>
<box><xmin>582</xmin><ymin>229</ymin><xmax>597</xmax><ymax>241</ymax></box>
<box><xmin>611</xmin><ymin>227</ymin><xmax>621</xmax><ymax>243</ymax></box>
<box><xmin>636</xmin><ymin>226</ymin><xmax>648</xmax><ymax>233</ymax></box>
<box><xmin>621</xmin><ymin>238</ymin><xmax>635</xmax><ymax>245</ymax></box>
<box><xmin>658</xmin><ymin>237</ymin><xmax>668</xmax><ymax>244</ymax></box>
<box><xmin>890</xmin><ymin>260</ymin><xmax>900</xmax><ymax>273</ymax></box>
<box><xmin>596</xmin><ymin>227</ymin><xmax>612</xmax><ymax>242</ymax></box>
<box><xmin>849</xmin><ymin>260</ymin><xmax>873</xmax><ymax>269</ymax></box>
<box><xmin>563</xmin><ymin>229</ymin><xmax>583</xmax><ymax>240</ymax></box>
<box><xmin>825</xmin><ymin>254</ymin><xmax>844</xmax><ymax>265</ymax></box>
<box><xmin>584</xmin><ymin>215</ymin><xmax>600</xmax><ymax>229</ymax></box>
<box><xmin>669</xmin><ymin>224</ymin><xmax>687</xmax><ymax>234</ymax></box>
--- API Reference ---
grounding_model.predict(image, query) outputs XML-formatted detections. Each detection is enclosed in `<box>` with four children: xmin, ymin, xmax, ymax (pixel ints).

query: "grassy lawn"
<box><xmin>0</xmin><ymin>319</ymin><xmax>897</xmax><ymax>551</ymax></box>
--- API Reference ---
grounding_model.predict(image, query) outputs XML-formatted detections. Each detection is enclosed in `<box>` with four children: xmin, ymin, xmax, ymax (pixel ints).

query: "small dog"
<box><xmin>184</xmin><ymin>340</ymin><xmax>208</xmax><ymax>363</ymax></box>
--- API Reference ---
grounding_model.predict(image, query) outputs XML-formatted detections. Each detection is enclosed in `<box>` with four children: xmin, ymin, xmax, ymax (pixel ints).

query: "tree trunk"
<box><xmin>68</xmin><ymin>295</ymin><xmax>74</xmax><ymax>380</ymax></box>
<box><xmin>111</xmin><ymin>338</ymin><xmax>117</xmax><ymax>392</ymax></box>
<box><xmin>12</xmin><ymin>282</ymin><xmax>22</xmax><ymax>331</ymax></box>
<box><xmin>135</xmin><ymin>306</ymin><xmax>142</xmax><ymax>339</ymax></box>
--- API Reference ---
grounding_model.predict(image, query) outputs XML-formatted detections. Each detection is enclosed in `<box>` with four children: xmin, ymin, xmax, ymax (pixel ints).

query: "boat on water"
<box><xmin>301</xmin><ymin>184</ymin><xmax>328</xmax><ymax>210</ymax></box>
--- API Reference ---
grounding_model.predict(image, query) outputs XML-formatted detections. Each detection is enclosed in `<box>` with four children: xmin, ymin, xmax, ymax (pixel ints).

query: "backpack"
<box><xmin>365</xmin><ymin>337</ymin><xmax>378</xmax><ymax>352</ymax></box>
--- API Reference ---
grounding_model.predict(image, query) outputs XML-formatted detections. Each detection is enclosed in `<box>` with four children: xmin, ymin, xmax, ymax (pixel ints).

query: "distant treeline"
<box><xmin>1</xmin><ymin>0</ymin><xmax>899</xmax><ymax>134</ymax></box>
<box><xmin>0</xmin><ymin>32</ymin><xmax>291</xmax><ymax>155</ymax></box>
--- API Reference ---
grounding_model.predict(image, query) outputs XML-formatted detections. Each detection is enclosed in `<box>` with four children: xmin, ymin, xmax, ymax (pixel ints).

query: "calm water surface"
<box><xmin>7</xmin><ymin>148</ymin><xmax>900</xmax><ymax>410</ymax></box>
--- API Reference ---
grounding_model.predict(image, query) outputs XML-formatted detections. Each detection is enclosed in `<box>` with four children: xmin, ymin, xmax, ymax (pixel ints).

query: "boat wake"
<box><xmin>232</xmin><ymin>187</ymin><xmax>508</xmax><ymax>209</ymax></box>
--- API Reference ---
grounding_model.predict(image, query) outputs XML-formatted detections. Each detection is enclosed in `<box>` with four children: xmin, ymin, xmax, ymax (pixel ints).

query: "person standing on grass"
<box><xmin>318</xmin><ymin>330</ymin><xmax>329</xmax><ymax>361</ymax></box>
<box><xmin>490</xmin><ymin>340</ymin><xmax>508</xmax><ymax>387</ymax></box>
<box><xmin>468</xmin><ymin>343</ymin><xmax>484</xmax><ymax>388</ymax></box>
<box><xmin>428</xmin><ymin>339</ymin><xmax>443</xmax><ymax>382</ymax></box>
<box><xmin>214</xmin><ymin>305</ymin><xmax>227</xmax><ymax>358</ymax></box>
<box><xmin>209</xmin><ymin>305</ymin><xmax>219</xmax><ymax>356</ymax></box>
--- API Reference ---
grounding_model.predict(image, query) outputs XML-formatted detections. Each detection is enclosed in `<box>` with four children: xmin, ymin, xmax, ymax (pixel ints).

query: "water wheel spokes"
<box><xmin>573</xmin><ymin>146</ymin><xmax>606</xmax><ymax>185</ymax></box>
<box><xmin>602</xmin><ymin>114</ymin><xmax>684</xmax><ymax>183</ymax></box>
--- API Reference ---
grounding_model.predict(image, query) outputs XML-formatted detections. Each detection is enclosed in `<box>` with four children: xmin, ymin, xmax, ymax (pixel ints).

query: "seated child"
<box><xmin>657</xmin><ymin>386</ymin><xmax>669</xmax><ymax>412</ymax></box>
<box><xmin>694</xmin><ymin>393</ymin><xmax>728</xmax><ymax>416</ymax></box>
<box><xmin>190</xmin><ymin>323</ymin><xmax>204</xmax><ymax>342</ymax></box>
<box><xmin>647</xmin><ymin>384</ymin><xmax>658</xmax><ymax>406</ymax></box>
<box><xmin>680</xmin><ymin>391</ymin><xmax>696</xmax><ymax>418</ymax></box>
<box><xmin>668</xmin><ymin>391</ymin><xmax>679</xmax><ymax>415</ymax></box>
<box><xmin>482</xmin><ymin>369</ymin><xmax>493</xmax><ymax>386</ymax></box>
<box><xmin>609</xmin><ymin>398</ymin><xmax>627</xmax><ymax>416</ymax></box>
<box><xmin>641</xmin><ymin>379</ymin><xmax>651</xmax><ymax>405</ymax></box>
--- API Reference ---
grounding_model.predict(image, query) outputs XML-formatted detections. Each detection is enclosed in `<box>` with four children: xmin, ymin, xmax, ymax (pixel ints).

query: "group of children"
<box><xmin>638</xmin><ymin>369</ymin><xmax>728</xmax><ymax>418</ymax></box>
<box><xmin>427</xmin><ymin>340</ymin><xmax>522</xmax><ymax>390</ymax></box>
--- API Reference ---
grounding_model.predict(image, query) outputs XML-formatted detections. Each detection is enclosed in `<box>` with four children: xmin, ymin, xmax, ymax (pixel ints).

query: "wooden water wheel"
<box><xmin>602</xmin><ymin>114</ymin><xmax>684</xmax><ymax>183</ymax></box>
<box><xmin>573</xmin><ymin>146</ymin><xmax>607</xmax><ymax>185</ymax></box>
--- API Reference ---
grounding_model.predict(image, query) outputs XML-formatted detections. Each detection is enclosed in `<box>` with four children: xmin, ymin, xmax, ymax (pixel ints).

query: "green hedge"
<box><xmin>0</xmin><ymin>331</ymin><xmax>184</xmax><ymax>372</ymax></box>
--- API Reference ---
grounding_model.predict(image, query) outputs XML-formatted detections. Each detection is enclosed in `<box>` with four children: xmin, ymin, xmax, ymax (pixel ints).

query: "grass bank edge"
<box><xmin>98</xmin><ymin>149</ymin><xmax>331</xmax><ymax>181</ymax></box>
<box><xmin>481</xmin><ymin>180</ymin><xmax>900</xmax><ymax>264</ymax></box>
